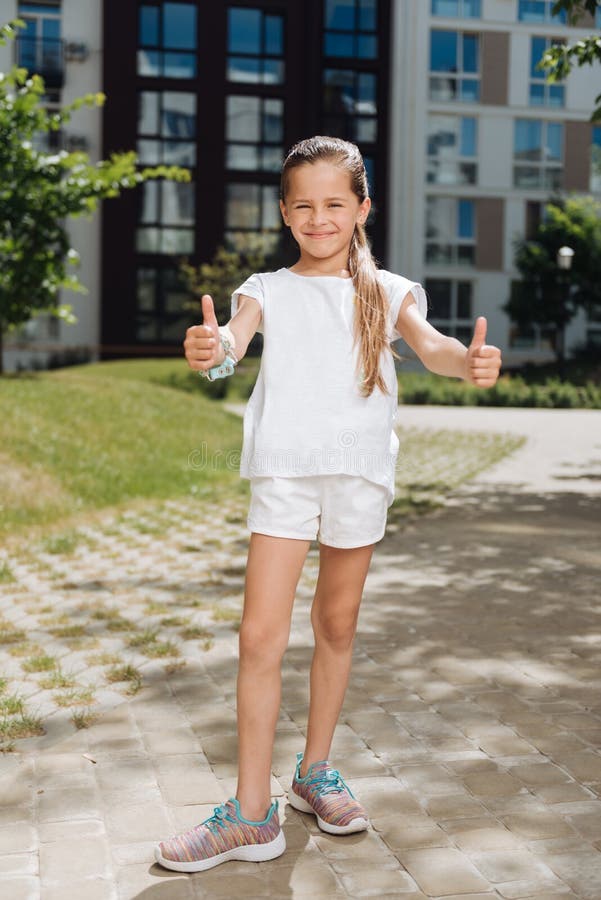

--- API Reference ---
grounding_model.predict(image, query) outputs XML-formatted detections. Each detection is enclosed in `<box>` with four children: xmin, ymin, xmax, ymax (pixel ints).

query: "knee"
<box><xmin>311</xmin><ymin>606</ymin><xmax>358</xmax><ymax>651</ymax></box>
<box><xmin>238</xmin><ymin>620</ymin><xmax>288</xmax><ymax>668</ymax></box>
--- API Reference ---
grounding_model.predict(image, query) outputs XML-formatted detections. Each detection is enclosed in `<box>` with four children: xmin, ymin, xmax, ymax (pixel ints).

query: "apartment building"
<box><xmin>2</xmin><ymin>0</ymin><xmax>600</xmax><ymax>371</ymax></box>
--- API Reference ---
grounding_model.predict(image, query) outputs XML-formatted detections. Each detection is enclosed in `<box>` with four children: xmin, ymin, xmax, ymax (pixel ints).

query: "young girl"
<box><xmin>155</xmin><ymin>135</ymin><xmax>501</xmax><ymax>873</ymax></box>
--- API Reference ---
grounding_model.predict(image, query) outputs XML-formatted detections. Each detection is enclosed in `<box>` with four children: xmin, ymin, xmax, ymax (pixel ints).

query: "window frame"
<box><xmin>513</xmin><ymin>118</ymin><xmax>564</xmax><ymax>190</ymax></box>
<box><xmin>425</xmin><ymin>196</ymin><xmax>477</xmax><ymax>267</ymax></box>
<box><xmin>430</xmin><ymin>0</ymin><xmax>481</xmax><ymax>19</ymax></box>
<box><xmin>137</xmin><ymin>1</ymin><xmax>198</xmax><ymax>80</ymax></box>
<box><xmin>425</xmin><ymin>278</ymin><xmax>475</xmax><ymax>344</ymax></box>
<box><xmin>529</xmin><ymin>35</ymin><xmax>565</xmax><ymax>108</ymax></box>
<box><xmin>426</xmin><ymin>114</ymin><xmax>478</xmax><ymax>186</ymax></box>
<box><xmin>429</xmin><ymin>29</ymin><xmax>481</xmax><ymax>104</ymax></box>
<box><xmin>226</xmin><ymin>6</ymin><xmax>285</xmax><ymax>85</ymax></box>
<box><xmin>323</xmin><ymin>0</ymin><xmax>378</xmax><ymax>60</ymax></box>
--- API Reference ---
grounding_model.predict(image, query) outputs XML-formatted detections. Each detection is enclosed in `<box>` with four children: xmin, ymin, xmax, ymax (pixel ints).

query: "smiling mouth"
<box><xmin>305</xmin><ymin>232</ymin><xmax>335</xmax><ymax>238</ymax></box>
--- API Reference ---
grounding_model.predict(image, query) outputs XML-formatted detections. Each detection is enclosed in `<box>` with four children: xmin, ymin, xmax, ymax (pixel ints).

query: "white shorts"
<box><xmin>247</xmin><ymin>474</ymin><xmax>391</xmax><ymax>549</ymax></box>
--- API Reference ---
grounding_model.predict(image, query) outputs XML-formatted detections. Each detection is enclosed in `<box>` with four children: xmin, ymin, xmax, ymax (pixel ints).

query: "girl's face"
<box><xmin>280</xmin><ymin>161</ymin><xmax>371</xmax><ymax>266</ymax></box>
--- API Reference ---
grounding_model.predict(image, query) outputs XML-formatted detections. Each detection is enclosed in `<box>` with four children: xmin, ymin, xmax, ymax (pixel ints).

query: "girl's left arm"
<box><xmin>394</xmin><ymin>292</ymin><xmax>502</xmax><ymax>388</ymax></box>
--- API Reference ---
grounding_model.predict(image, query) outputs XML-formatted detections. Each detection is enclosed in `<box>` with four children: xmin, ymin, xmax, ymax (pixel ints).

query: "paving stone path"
<box><xmin>1</xmin><ymin>406</ymin><xmax>600</xmax><ymax>899</ymax></box>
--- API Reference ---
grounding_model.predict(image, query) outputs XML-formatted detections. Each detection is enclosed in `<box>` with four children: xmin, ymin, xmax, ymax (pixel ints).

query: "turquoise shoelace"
<box><xmin>305</xmin><ymin>767</ymin><xmax>356</xmax><ymax>799</ymax></box>
<box><xmin>203</xmin><ymin>803</ymin><xmax>238</xmax><ymax>834</ymax></box>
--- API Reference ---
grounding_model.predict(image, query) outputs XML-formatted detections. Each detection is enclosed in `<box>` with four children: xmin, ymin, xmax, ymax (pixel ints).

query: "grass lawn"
<box><xmin>0</xmin><ymin>359</ymin><xmax>246</xmax><ymax>541</ymax></box>
<box><xmin>0</xmin><ymin>358</ymin><xmax>526</xmax><ymax>543</ymax></box>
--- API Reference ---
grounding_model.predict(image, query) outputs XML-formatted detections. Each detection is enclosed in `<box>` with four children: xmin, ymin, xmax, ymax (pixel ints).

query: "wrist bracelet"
<box><xmin>199</xmin><ymin>328</ymin><xmax>238</xmax><ymax>381</ymax></box>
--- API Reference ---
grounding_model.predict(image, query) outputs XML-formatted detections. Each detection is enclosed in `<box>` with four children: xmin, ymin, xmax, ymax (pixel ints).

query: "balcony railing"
<box><xmin>15</xmin><ymin>36</ymin><xmax>65</xmax><ymax>88</ymax></box>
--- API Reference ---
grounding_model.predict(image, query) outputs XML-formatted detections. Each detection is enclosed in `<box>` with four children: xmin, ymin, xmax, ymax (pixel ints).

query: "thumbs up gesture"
<box><xmin>183</xmin><ymin>294</ymin><xmax>226</xmax><ymax>372</ymax></box>
<box><xmin>464</xmin><ymin>316</ymin><xmax>502</xmax><ymax>388</ymax></box>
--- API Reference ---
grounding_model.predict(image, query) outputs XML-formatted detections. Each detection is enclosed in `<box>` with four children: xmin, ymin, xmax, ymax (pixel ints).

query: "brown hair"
<box><xmin>280</xmin><ymin>135</ymin><xmax>400</xmax><ymax>398</ymax></box>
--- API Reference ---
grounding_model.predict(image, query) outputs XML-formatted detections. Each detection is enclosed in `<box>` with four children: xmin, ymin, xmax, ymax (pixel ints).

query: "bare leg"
<box><xmin>235</xmin><ymin>532</ymin><xmax>311</xmax><ymax>820</ymax></box>
<box><xmin>300</xmin><ymin>541</ymin><xmax>375</xmax><ymax>776</ymax></box>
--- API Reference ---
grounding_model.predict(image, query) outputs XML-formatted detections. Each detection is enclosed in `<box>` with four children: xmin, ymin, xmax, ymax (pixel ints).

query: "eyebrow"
<box><xmin>291</xmin><ymin>197</ymin><xmax>348</xmax><ymax>202</ymax></box>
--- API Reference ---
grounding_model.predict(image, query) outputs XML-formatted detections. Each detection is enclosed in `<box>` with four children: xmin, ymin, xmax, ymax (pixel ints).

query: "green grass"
<box><xmin>0</xmin><ymin>360</ymin><xmax>246</xmax><ymax>538</ymax></box>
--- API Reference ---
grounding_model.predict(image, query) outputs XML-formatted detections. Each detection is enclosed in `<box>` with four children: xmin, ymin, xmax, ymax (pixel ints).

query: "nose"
<box><xmin>307</xmin><ymin>207</ymin><xmax>328</xmax><ymax>226</ymax></box>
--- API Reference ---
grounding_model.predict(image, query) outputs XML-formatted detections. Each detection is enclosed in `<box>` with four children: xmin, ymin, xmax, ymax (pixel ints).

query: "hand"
<box><xmin>183</xmin><ymin>294</ymin><xmax>225</xmax><ymax>372</ymax></box>
<box><xmin>464</xmin><ymin>317</ymin><xmax>502</xmax><ymax>388</ymax></box>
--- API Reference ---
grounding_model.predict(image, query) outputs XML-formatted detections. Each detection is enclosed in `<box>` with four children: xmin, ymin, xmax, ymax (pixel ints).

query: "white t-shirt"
<box><xmin>230</xmin><ymin>266</ymin><xmax>428</xmax><ymax>503</ymax></box>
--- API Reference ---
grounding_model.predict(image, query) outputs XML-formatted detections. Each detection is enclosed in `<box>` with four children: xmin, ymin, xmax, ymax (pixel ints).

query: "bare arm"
<box><xmin>394</xmin><ymin>291</ymin><xmax>502</xmax><ymax>387</ymax></box>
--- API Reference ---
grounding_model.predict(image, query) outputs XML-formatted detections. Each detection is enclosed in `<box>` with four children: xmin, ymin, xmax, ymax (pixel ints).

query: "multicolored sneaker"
<box><xmin>154</xmin><ymin>797</ymin><xmax>285</xmax><ymax>872</ymax></box>
<box><xmin>287</xmin><ymin>752</ymin><xmax>369</xmax><ymax>835</ymax></box>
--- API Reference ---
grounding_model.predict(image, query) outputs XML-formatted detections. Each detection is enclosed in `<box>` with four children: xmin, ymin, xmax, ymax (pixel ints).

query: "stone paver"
<box><xmin>0</xmin><ymin>405</ymin><xmax>600</xmax><ymax>898</ymax></box>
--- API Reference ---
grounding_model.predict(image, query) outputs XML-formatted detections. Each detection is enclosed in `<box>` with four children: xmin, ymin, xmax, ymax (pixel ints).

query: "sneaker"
<box><xmin>287</xmin><ymin>752</ymin><xmax>369</xmax><ymax>835</ymax></box>
<box><xmin>154</xmin><ymin>797</ymin><xmax>285</xmax><ymax>873</ymax></box>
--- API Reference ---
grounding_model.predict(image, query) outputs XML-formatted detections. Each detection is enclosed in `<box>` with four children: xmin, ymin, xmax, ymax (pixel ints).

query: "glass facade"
<box><xmin>227</xmin><ymin>7</ymin><xmax>285</xmax><ymax>84</ymax></box>
<box><xmin>425</xmin><ymin>197</ymin><xmax>476</xmax><ymax>266</ymax></box>
<box><xmin>226</xmin><ymin>95</ymin><xmax>284</xmax><ymax>172</ymax></box>
<box><xmin>514</xmin><ymin>119</ymin><xmax>563</xmax><ymax>189</ymax></box>
<box><xmin>431</xmin><ymin>0</ymin><xmax>481</xmax><ymax>18</ymax></box>
<box><xmin>17</xmin><ymin>1</ymin><xmax>63</xmax><ymax>85</ymax></box>
<box><xmin>518</xmin><ymin>1</ymin><xmax>567</xmax><ymax>23</ymax></box>
<box><xmin>427</xmin><ymin>115</ymin><xmax>477</xmax><ymax>185</ymax></box>
<box><xmin>529</xmin><ymin>36</ymin><xmax>565</xmax><ymax>107</ymax></box>
<box><xmin>430</xmin><ymin>30</ymin><xmax>480</xmax><ymax>103</ymax></box>
<box><xmin>324</xmin><ymin>0</ymin><xmax>378</xmax><ymax>59</ymax></box>
<box><xmin>138</xmin><ymin>2</ymin><xmax>197</xmax><ymax>78</ymax></box>
<box><xmin>591</xmin><ymin>126</ymin><xmax>601</xmax><ymax>194</ymax></box>
<box><xmin>425</xmin><ymin>278</ymin><xmax>474</xmax><ymax>344</ymax></box>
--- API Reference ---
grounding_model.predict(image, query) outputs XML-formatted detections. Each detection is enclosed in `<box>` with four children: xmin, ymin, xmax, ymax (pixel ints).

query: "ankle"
<box><xmin>299</xmin><ymin>754</ymin><xmax>329</xmax><ymax>778</ymax></box>
<box><xmin>235</xmin><ymin>797</ymin><xmax>271</xmax><ymax>822</ymax></box>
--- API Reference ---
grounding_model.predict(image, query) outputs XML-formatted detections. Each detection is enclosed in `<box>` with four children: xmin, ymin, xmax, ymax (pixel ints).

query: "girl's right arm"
<box><xmin>183</xmin><ymin>293</ymin><xmax>262</xmax><ymax>373</ymax></box>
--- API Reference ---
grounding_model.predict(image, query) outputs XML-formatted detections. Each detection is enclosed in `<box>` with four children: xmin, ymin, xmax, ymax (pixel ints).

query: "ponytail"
<box><xmin>349</xmin><ymin>223</ymin><xmax>402</xmax><ymax>398</ymax></box>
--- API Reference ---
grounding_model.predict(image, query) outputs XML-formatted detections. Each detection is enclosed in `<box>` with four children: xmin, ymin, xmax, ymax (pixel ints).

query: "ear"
<box><xmin>279</xmin><ymin>199</ymin><xmax>290</xmax><ymax>227</ymax></box>
<box><xmin>357</xmin><ymin>196</ymin><xmax>371</xmax><ymax>226</ymax></box>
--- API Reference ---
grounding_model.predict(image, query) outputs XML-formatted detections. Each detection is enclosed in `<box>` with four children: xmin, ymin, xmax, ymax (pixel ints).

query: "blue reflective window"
<box><xmin>431</xmin><ymin>30</ymin><xmax>457</xmax><ymax>70</ymax></box>
<box><xmin>460</xmin><ymin>117</ymin><xmax>477</xmax><ymax>155</ymax></box>
<box><xmin>265</xmin><ymin>15</ymin><xmax>283</xmax><ymax>54</ymax></box>
<box><xmin>139</xmin><ymin>6</ymin><xmax>159</xmax><ymax>46</ymax></box>
<box><xmin>515</xmin><ymin>119</ymin><xmax>542</xmax><ymax>159</ymax></box>
<box><xmin>432</xmin><ymin>0</ymin><xmax>481</xmax><ymax>15</ymax></box>
<box><xmin>228</xmin><ymin>8</ymin><xmax>262</xmax><ymax>54</ymax></box>
<box><xmin>530</xmin><ymin>36</ymin><xmax>546</xmax><ymax>78</ymax></box>
<box><xmin>325</xmin><ymin>0</ymin><xmax>356</xmax><ymax>30</ymax></box>
<box><xmin>518</xmin><ymin>1</ymin><xmax>567</xmax><ymax>23</ymax></box>
<box><xmin>164</xmin><ymin>3</ymin><xmax>196</xmax><ymax>50</ymax></box>
<box><xmin>462</xmin><ymin>33</ymin><xmax>478</xmax><ymax>72</ymax></box>
<box><xmin>359</xmin><ymin>0</ymin><xmax>377</xmax><ymax>30</ymax></box>
<box><xmin>227</xmin><ymin>8</ymin><xmax>285</xmax><ymax>85</ymax></box>
<box><xmin>546</xmin><ymin>122</ymin><xmax>563</xmax><ymax>161</ymax></box>
<box><xmin>325</xmin><ymin>32</ymin><xmax>355</xmax><ymax>56</ymax></box>
<box><xmin>458</xmin><ymin>199</ymin><xmax>474</xmax><ymax>238</ymax></box>
<box><xmin>324</xmin><ymin>0</ymin><xmax>378</xmax><ymax>59</ymax></box>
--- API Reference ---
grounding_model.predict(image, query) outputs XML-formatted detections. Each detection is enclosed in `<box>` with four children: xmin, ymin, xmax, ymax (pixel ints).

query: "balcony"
<box><xmin>15</xmin><ymin>36</ymin><xmax>65</xmax><ymax>89</ymax></box>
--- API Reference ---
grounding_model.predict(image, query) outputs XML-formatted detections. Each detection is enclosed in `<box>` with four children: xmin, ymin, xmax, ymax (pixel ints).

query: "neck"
<box><xmin>290</xmin><ymin>250</ymin><xmax>351</xmax><ymax>277</ymax></box>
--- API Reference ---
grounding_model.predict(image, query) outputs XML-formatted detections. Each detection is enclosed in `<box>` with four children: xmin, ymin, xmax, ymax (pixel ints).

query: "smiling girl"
<box><xmin>155</xmin><ymin>135</ymin><xmax>502</xmax><ymax>873</ymax></box>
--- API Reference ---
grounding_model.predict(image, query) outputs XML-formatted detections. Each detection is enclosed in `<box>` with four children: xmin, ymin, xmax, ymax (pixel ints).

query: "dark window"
<box><xmin>425</xmin><ymin>279</ymin><xmax>474</xmax><ymax>344</ymax></box>
<box><xmin>227</xmin><ymin>7</ymin><xmax>285</xmax><ymax>84</ymax></box>
<box><xmin>323</xmin><ymin>69</ymin><xmax>378</xmax><ymax>144</ymax></box>
<box><xmin>138</xmin><ymin>2</ymin><xmax>197</xmax><ymax>79</ymax></box>
<box><xmin>224</xmin><ymin>183</ymin><xmax>281</xmax><ymax>254</ymax></box>
<box><xmin>135</xmin><ymin>267</ymin><xmax>193</xmax><ymax>342</ymax></box>
<box><xmin>136</xmin><ymin>90</ymin><xmax>196</xmax><ymax>255</ymax></box>
<box><xmin>137</xmin><ymin>90</ymin><xmax>197</xmax><ymax>166</ymax></box>
<box><xmin>17</xmin><ymin>1</ymin><xmax>62</xmax><ymax>84</ymax></box>
<box><xmin>226</xmin><ymin>95</ymin><xmax>284</xmax><ymax>172</ymax></box>
<box><xmin>324</xmin><ymin>0</ymin><xmax>378</xmax><ymax>59</ymax></box>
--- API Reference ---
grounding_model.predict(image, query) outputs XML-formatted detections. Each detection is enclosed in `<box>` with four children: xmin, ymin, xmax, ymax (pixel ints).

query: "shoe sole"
<box><xmin>154</xmin><ymin>828</ymin><xmax>286</xmax><ymax>872</ymax></box>
<box><xmin>287</xmin><ymin>787</ymin><xmax>369</xmax><ymax>835</ymax></box>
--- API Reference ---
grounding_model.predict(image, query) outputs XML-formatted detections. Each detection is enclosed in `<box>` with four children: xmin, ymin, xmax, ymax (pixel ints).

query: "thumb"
<box><xmin>201</xmin><ymin>294</ymin><xmax>218</xmax><ymax>333</ymax></box>
<box><xmin>469</xmin><ymin>316</ymin><xmax>487</xmax><ymax>351</ymax></box>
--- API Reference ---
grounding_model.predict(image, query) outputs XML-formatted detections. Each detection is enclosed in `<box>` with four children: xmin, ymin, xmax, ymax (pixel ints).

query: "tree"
<box><xmin>540</xmin><ymin>1</ymin><xmax>601</xmax><ymax>121</ymax></box>
<box><xmin>504</xmin><ymin>195</ymin><xmax>601</xmax><ymax>375</ymax></box>
<box><xmin>180</xmin><ymin>230</ymin><xmax>295</xmax><ymax>327</ymax></box>
<box><xmin>0</xmin><ymin>20</ymin><xmax>191</xmax><ymax>374</ymax></box>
